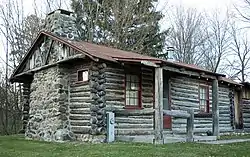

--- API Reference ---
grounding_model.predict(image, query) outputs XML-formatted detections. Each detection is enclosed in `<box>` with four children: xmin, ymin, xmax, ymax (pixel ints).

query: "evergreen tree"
<box><xmin>71</xmin><ymin>0</ymin><xmax>168</xmax><ymax>56</ymax></box>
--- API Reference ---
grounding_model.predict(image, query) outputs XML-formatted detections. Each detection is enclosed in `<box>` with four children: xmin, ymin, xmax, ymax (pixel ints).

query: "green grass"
<box><xmin>1</xmin><ymin>135</ymin><xmax>250</xmax><ymax>157</ymax></box>
<box><xmin>220</xmin><ymin>134</ymin><xmax>250</xmax><ymax>140</ymax></box>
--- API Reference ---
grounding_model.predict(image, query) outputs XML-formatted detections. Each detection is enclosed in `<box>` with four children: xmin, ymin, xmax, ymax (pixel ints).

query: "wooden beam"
<box><xmin>186</xmin><ymin>109</ymin><xmax>194</xmax><ymax>142</ymax></box>
<box><xmin>212</xmin><ymin>79</ymin><xmax>219</xmax><ymax>136</ymax></box>
<box><xmin>113</xmin><ymin>109</ymin><xmax>154</xmax><ymax>116</ymax></box>
<box><xmin>163</xmin><ymin>66</ymin><xmax>216</xmax><ymax>79</ymax></box>
<box><xmin>163</xmin><ymin>110</ymin><xmax>190</xmax><ymax>118</ymax></box>
<box><xmin>154</xmin><ymin>67</ymin><xmax>164</xmax><ymax>144</ymax></box>
<box><xmin>13</xmin><ymin>54</ymin><xmax>86</xmax><ymax>78</ymax></box>
<box><xmin>141</xmin><ymin>61</ymin><xmax>159</xmax><ymax>68</ymax></box>
<box><xmin>45</xmin><ymin>40</ymin><xmax>54</xmax><ymax>65</ymax></box>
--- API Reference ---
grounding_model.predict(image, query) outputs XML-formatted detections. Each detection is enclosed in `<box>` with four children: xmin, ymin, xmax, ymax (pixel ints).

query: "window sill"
<box><xmin>123</xmin><ymin>106</ymin><xmax>144</xmax><ymax>110</ymax></box>
<box><xmin>194</xmin><ymin>112</ymin><xmax>212</xmax><ymax>118</ymax></box>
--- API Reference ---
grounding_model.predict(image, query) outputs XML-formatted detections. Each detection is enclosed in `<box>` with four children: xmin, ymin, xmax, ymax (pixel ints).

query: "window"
<box><xmin>199</xmin><ymin>85</ymin><xmax>209</xmax><ymax>113</ymax></box>
<box><xmin>77</xmin><ymin>70</ymin><xmax>88</xmax><ymax>82</ymax></box>
<box><xmin>125</xmin><ymin>74</ymin><xmax>141</xmax><ymax>107</ymax></box>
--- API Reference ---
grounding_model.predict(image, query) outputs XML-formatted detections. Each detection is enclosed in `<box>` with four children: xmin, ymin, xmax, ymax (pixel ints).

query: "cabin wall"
<box><xmin>25</xmin><ymin>65</ymin><xmax>73</xmax><ymax>141</ymax></box>
<box><xmin>242</xmin><ymin>87</ymin><xmax>250</xmax><ymax>99</ymax></box>
<box><xmin>67</xmin><ymin>61</ymin><xmax>92</xmax><ymax>141</ymax></box>
<box><xmin>88</xmin><ymin>61</ymin><xmax>108</xmax><ymax>142</ymax></box>
<box><xmin>170</xmin><ymin>76</ymin><xmax>234</xmax><ymax>135</ymax></box>
<box><xmin>170</xmin><ymin>76</ymin><xmax>212</xmax><ymax>135</ymax></box>
<box><xmin>24</xmin><ymin>59</ymin><xmax>108</xmax><ymax>142</ymax></box>
<box><xmin>105</xmin><ymin>63</ymin><xmax>154</xmax><ymax>136</ymax></box>
<box><xmin>22</xmin><ymin>83</ymin><xmax>31</xmax><ymax>132</ymax></box>
<box><xmin>218</xmin><ymin>86</ymin><xmax>234</xmax><ymax>133</ymax></box>
<box><xmin>242</xmin><ymin>99</ymin><xmax>250</xmax><ymax>131</ymax></box>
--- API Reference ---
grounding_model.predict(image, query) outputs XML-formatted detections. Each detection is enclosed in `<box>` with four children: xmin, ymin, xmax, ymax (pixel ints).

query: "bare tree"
<box><xmin>0</xmin><ymin>0</ymin><xmax>43</xmax><ymax>67</ymax></box>
<box><xmin>34</xmin><ymin>0</ymin><xmax>70</xmax><ymax>15</ymax></box>
<box><xmin>166</xmin><ymin>7</ymin><xmax>207</xmax><ymax>65</ymax></box>
<box><xmin>234</xmin><ymin>0</ymin><xmax>250</xmax><ymax>24</ymax></box>
<box><xmin>202</xmin><ymin>10</ymin><xmax>232</xmax><ymax>72</ymax></box>
<box><xmin>227</xmin><ymin>24</ymin><xmax>250</xmax><ymax>82</ymax></box>
<box><xmin>0</xmin><ymin>0</ymin><xmax>43</xmax><ymax>134</ymax></box>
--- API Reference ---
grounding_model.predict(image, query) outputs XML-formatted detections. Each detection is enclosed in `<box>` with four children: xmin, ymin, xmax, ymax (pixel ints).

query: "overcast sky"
<box><xmin>0</xmin><ymin>0</ymin><xmax>243</xmax><ymax>66</ymax></box>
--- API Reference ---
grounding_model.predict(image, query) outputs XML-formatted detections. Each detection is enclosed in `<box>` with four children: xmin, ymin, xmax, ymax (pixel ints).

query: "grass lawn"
<box><xmin>220</xmin><ymin>134</ymin><xmax>250</xmax><ymax>140</ymax></box>
<box><xmin>0</xmin><ymin>135</ymin><xmax>250</xmax><ymax>157</ymax></box>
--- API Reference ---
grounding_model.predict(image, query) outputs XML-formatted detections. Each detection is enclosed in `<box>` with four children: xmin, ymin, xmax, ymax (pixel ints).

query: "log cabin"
<box><xmin>10</xmin><ymin>9</ymin><xmax>243</xmax><ymax>143</ymax></box>
<box><xmin>237</xmin><ymin>82</ymin><xmax>250</xmax><ymax>131</ymax></box>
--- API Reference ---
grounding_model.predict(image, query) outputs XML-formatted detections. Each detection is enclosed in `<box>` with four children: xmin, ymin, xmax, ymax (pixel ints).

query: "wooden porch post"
<box><xmin>154</xmin><ymin>67</ymin><xmax>164</xmax><ymax>144</ymax></box>
<box><xmin>212</xmin><ymin>79</ymin><xmax>219</xmax><ymax>136</ymax></box>
<box><xmin>186</xmin><ymin>109</ymin><xmax>194</xmax><ymax>142</ymax></box>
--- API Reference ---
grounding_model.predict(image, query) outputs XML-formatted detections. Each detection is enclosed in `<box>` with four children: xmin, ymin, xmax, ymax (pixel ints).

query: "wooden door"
<box><xmin>163</xmin><ymin>72</ymin><xmax>171</xmax><ymax>129</ymax></box>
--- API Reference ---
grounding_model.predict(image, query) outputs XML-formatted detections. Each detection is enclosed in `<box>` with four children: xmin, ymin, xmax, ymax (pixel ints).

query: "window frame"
<box><xmin>124</xmin><ymin>71</ymin><xmax>142</xmax><ymax>109</ymax></box>
<box><xmin>77</xmin><ymin>69</ymin><xmax>89</xmax><ymax>83</ymax></box>
<box><xmin>198</xmin><ymin>84</ymin><xmax>210</xmax><ymax>113</ymax></box>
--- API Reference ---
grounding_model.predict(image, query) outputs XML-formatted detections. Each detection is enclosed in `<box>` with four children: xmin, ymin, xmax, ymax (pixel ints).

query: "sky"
<box><xmin>0</xmin><ymin>0</ymin><xmax>244</xmax><ymax>69</ymax></box>
<box><xmin>17</xmin><ymin>0</ymin><xmax>238</xmax><ymax>20</ymax></box>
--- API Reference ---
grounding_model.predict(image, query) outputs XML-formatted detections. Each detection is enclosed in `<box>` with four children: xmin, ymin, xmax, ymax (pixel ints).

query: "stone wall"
<box><xmin>25</xmin><ymin>65</ymin><xmax>75</xmax><ymax>141</ymax></box>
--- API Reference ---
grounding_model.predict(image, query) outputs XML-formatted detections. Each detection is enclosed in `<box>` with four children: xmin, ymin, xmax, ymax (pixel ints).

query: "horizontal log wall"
<box><xmin>218</xmin><ymin>86</ymin><xmax>234</xmax><ymax>133</ymax></box>
<box><xmin>242</xmin><ymin>99</ymin><xmax>250</xmax><ymax>130</ymax></box>
<box><xmin>68</xmin><ymin>61</ymin><xmax>91</xmax><ymax>140</ymax></box>
<box><xmin>170</xmin><ymin>76</ymin><xmax>233</xmax><ymax>135</ymax></box>
<box><xmin>170</xmin><ymin>76</ymin><xmax>212</xmax><ymax>135</ymax></box>
<box><xmin>105</xmin><ymin>63</ymin><xmax>154</xmax><ymax>136</ymax></box>
<box><xmin>22</xmin><ymin>83</ymin><xmax>31</xmax><ymax>132</ymax></box>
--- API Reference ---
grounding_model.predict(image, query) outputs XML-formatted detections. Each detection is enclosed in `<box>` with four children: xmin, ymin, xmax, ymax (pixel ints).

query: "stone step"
<box><xmin>69</xmin><ymin>114</ymin><xmax>91</xmax><ymax>120</ymax></box>
<box><xmin>71</xmin><ymin>126</ymin><xmax>91</xmax><ymax>134</ymax></box>
<box><xmin>70</xmin><ymin>120</ymin><xmax>90</xmax><ymax>126</ymax></box>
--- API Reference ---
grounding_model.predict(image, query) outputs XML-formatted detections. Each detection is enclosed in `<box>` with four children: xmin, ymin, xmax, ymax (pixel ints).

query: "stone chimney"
<box><xmin>43</xmin><ymin>9</ymin><xmax>79</xmax><ymax>40</ymax></box>
<box><xmin>25</xmin><ymin>9</ymin><xmax>80</xmax><ymax>142</ymax></box>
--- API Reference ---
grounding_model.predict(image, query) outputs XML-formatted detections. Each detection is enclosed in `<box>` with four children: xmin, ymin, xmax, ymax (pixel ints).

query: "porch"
<box><xmin>111</xmin><ymin>65</ymin><xmax>220</xmax><ymax>144</ymax></box>
<box><xmin>153</xmin><ymin>67</ymin><xmax>219</xmax><ymax>144</ymax></box>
